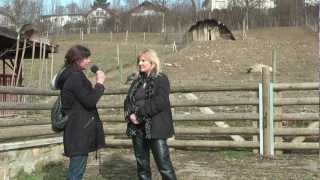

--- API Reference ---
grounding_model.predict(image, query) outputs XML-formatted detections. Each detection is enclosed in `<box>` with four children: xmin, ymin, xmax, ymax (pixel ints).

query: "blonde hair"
<box><xmin>137</xmin><ymin>49</ymin><xmax>161</xmax><ymax>75</ymax></box>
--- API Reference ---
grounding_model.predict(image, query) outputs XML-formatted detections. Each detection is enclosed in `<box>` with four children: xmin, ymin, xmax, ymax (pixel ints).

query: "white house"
<box><xmin>0</xmin><ymin>7</ymin><xmax>13</xmax><ymax>27</ymax></box>
<box><xmin>40</xmin><ymin>4</ymin><xmax>116</xmax><ymax>27</ymax></box>
<box><xmin>87</xmin><ymin>6</ymin><xmax>114</xmax><ymax>25</ymax></box>
<box><xmin>203</xmin><ymin>0</ymin><xmax>276</xmax><ymax>11</ymax></box>
<box><xmin>41</xmin><ymin>14</ymin><xmax>85</xmax><ymax>27</ymax></box>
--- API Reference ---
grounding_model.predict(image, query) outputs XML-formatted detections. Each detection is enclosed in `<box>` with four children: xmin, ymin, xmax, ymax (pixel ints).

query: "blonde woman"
<box><xmin>124</xmin><ymin>49</ymin><xmax>176</xmax><ymax>180</ymax></box>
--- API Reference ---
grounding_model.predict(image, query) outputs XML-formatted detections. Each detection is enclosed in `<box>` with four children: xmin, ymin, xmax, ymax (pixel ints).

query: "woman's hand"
<box><xmin>96</xmin><ymin>70</ymin><xmax>105</xmax><ymax>85</ymax></box>
<box><xmin>129</xmin><ymin>114</ymin><xmax>139</xmax><ymax>124</ymax></box>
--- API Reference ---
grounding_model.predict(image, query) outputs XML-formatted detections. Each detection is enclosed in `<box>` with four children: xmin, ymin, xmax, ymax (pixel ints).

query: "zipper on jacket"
<box><xmin>83</xmin><ymin>116</ymin><xmax>95</xmax><ymax>128</ymax></box>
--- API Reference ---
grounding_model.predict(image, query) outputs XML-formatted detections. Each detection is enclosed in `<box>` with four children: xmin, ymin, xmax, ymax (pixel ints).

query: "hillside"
<box><xmin>21</xmin><ymin>27</ymin><xmax>317</xmax><ymax>88</ymax></box>
<box><xmin>162</xmin><ymin>27</ymin><xmax>318</xmax><ymax>85</ymax></box>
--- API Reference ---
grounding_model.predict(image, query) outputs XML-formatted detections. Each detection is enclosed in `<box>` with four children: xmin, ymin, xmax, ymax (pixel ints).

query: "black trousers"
<box><xmin>132</xmin><ymin>135</ymin><xmax>177</xmax><ymax>180</ymax></box>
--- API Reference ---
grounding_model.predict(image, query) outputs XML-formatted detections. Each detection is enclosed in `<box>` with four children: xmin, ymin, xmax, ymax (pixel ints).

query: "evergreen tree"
<box><xmin>93</xmin><ymin>0</ymin><xmax>108</xmax><ymax>7</ymax></box>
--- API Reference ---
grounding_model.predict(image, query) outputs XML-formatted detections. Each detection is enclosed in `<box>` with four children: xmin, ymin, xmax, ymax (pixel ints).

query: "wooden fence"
<box><xmin>0</xmin><ymin>68</ymin><xmax>318</xmax><ymax>158</ymax></box>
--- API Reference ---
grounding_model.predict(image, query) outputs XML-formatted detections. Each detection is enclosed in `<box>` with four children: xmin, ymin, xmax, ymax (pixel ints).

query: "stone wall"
<box><xmin>0</xmin><ymin>144</ymin><xmax>65</xmax><ymax>179</ymax></box>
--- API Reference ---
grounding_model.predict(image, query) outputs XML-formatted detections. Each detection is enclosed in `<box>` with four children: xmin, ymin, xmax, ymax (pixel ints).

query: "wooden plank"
<box><xmin>274</xmin><ymin>82</ymin><xmax>319</xmax><ymax>91</ymax></box>
<box><xmin>0</xmin><ymin>125</ymin><xmax>260</xmax><ymax>140</ymax></box>
<box><xmin>0</xmin><ymin>113</ymin><xmax>260</xmax><ymax>127</ymax></box>
<box><xmin>184</xmin><ymin>93</ymin><xmax>246</xmax><ymax>142</ymax></box>
<box><xmin>275</xmin><ymin>142</ymin><xmax>319</xmax><ymax>150</ymax></box>
<box><xmin>0</xmin><ymin>98</ymin><xmax>259</xmax><ymax>110</ymax></box>
<box><xmin>0</xmin><ymin>82</ymin><xmax>318</xmax><ymax>96</ymax></box>
<box><xmin>275</xmin><ymin>97</ymin><xmax>319</xmax><ymax>106</ymax></box>
<box><xmin>291</xmin><ymin>122</ymin><xmax>319</xmax><ymax>143</ymax></box>
<box><xmin>274</xmin><ymin>128</ymin><xmax>318</xmax><ymax>136</ymax></box>
<box><xmin>262</xmin><ymin>67</ymin><xmax>272</xmax><ymax>158</ymax></box>
<box><xmin>0</xmin><ymin>138</ymin><xmax>259</xmax><ymax>152</ymax></box>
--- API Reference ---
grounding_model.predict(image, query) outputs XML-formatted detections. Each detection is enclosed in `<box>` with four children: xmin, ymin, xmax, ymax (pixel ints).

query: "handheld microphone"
<box><xmin>90</xmin><ymin>65</ymin><xmax>99</xmax><ymax>73</ymax></box>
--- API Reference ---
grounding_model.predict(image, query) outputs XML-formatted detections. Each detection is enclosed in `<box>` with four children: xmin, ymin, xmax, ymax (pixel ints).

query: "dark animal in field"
<box><xmin>188</xmin><ymin>19</ymin><xmax>236</xmax><ymax>40</ymax></box>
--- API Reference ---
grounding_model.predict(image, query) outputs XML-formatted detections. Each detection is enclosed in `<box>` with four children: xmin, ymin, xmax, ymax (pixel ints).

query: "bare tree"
<box><xmin>4</xmin><ymin>0</ymin><xmax>42</xmax><ymax>28</ymax></box>
<box><xmin>125</xmin><ymin>0</ymin><xmax>139</xmax><ymax>9</ymax></box>
<box><xmin>190</xmin><ymin>0</ymin><xmax>197</xmax><ymax>21</ymax></box>
<box><xmin>112</xmin><ymin>0</ymin><xmax>121</xmax><ymax>9</ymax></box>
<box><xmin>66</xmin><ymin>2</ymin><xmax>80</xmax><ymax>14</ymax></box>
<box><xmin>55</xmin><ymin>5</ymin><xmax>65</xmax><ymax>15</ymax></box>
<box><xmin>79</xmin><ymin>0</ymin><xmax>91</xmax><ymax>13</ymax></box>
<box><xmin>150</xmin><ymin>0</ymin><xmax>168</xmax><ymax>8</ymax></box>
<box><xmin>51</xmin><ymin>0</ymin><xmax>57</xmax><ymax>14</ymax></box>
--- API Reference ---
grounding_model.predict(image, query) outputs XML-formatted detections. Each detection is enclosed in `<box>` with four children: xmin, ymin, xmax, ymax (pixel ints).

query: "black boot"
<box><xmin>132</xmin><ymin>135</ymin><xmax>152</xmax><ymax>180</ymax></box>
<box><xmin>150</xmin><ymin>139</ymin><xmax>177</xmax><ymax>180</ymax></box>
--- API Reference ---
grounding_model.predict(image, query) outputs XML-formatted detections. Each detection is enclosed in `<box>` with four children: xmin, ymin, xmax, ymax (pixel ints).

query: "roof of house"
<box><xmin>41</xmin><ymin>4</ymin><xmax>119</xmax><ymax>19</ymax></box>
<box><xmin>41</xmin><ymin>13</ymin><xmax>86</xmax><ymax>18</ymax></box>
<box><xmin>87</xmin><ymin>5</ymin><xmax>119</xmax><ymax>17</ymax></box>
<box><xmin>129</xmin><ymin>1</ymin><xmax>168</xmax><ymax>15</ymax></box>
<box><xmin>0</xmin><ymin>7</ymin><xmax>9</xmax><ymax>16</ymax></box>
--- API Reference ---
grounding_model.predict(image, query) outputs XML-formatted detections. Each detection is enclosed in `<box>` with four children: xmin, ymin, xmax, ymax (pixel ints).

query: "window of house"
<box><xmin>216</xmin><ymin>0</ymin><xmax>227</xmax><ymax>9</ymax></box>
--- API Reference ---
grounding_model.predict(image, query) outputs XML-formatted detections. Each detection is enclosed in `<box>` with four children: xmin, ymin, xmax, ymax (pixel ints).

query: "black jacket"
<box><xmin>56</xmin><ymin>66</ymin><xmax>106</xmax><ymax>157</ymax></box>
<box><xmin>124</xmin><ymin>73</ymin><xmax>174</xmax><ymax>139</ymax></box>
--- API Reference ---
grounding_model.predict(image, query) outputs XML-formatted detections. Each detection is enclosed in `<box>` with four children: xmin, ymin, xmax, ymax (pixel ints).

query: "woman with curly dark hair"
<box><xmin>52</xmin><ymin>45</ymin><xmax>106</xmax><ymax>180</ymax></box>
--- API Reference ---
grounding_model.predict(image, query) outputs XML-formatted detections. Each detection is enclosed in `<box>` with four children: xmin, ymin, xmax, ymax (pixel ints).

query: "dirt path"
<box><xmin>85</xmin><ymin>149</ymin><xmax>319</xmax><ymax>180</ymax></box>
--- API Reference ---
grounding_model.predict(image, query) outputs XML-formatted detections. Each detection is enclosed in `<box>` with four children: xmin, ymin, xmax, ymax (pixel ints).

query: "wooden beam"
<box><xmin>274</xmin><ymin>128</ymin><xmax>318</xmax><ymax>136</ymax></box>
<box><xmin>274</xmin><ymin>82</ymin><xmax>319</xmax><ymax>91</ymax></box>
<box><xmin>275</xmin><ymin>97</ymin><xmax>319</xmax><ymax>106</ymax></box>
<box><xmin>275</xmin><ymin>142</ymin><xmax>319</xmax><ymax>150</ymax></box>
<box><xmin>0</xmin><ymin>113</ymin><xmax>260</xmax><ymax>127</ymax></box>
<box><xmin>262</xmin><ymin>67</ymin><xmax>272</xmax><ymax>158</ymax></box>
<box><xmin>0</xmin><ymin>125</ymin><xmax>260</xmax><ymax>140</ymax></box>
<box><xmin>291</xmin><ymin>122</ymin><xmax>319</xmax><ymax>143</ymax></box>
<box><xmin>0</xmin><ymin>138</ymin><xmax>259</xmax><ymax>152</ymax></box>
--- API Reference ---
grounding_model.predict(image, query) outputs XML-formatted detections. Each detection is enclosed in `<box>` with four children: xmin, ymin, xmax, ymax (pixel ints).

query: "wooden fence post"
<box><xmin>50</xmin><ymin>46</ymin><xmax>54</xmax><ymax>81</ymax></box>
<box><xmin>116</xmin><ymin>44</ymin><xmax>123</xmax><ymax>83</ymax></box>
<box><xmin>135</xmin><ymin>44</ymin><xmax>138</xmax><ymax>57</ymax></box>
<box><xmin>272</xmin><ymin>49</ymin><xmax>283</xmax><ymax>155</ymax></box>
<box><xmin>38</xmin><ymin>40</ymin><xmax>43</xmax><ymax>88</ymax></box>
<box><xmin>125</xmin><ymin>30</ymin><xmax>128</xmax><ymax>44</ymax></box>
<box><xmin>29</xmin><ymin>41</ymin><xmax>36</xmax><ymax>87</ymax></box>
<box><xmin>318</xmin><ymin>2</ymin><xmax>320</xmax><ymax>160</ymax></box>
<box><xmin>172</xmin><ymin>41</ymin><xmax>177</xmax><ymax>54</ymax></box>
<box><xmin>11</xmin><ymin>35</ymin><xmax>20</xmax><ymax>86</ymax></box>
<box><xmin>15</xmin><ymin>39</ymin><xmax>27</xmax><ymax>86</ymax></box>
<box><xmin>262</xmin><ymin>67</ymin><xmax>273</xmax><ymax>159</ymax></box>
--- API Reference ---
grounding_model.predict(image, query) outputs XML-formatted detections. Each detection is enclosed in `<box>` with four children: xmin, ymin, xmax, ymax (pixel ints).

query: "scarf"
<box><xmin>125</xmin><ymin>73</ymin><xmax>156</xmax><ymax>139</ymax></box>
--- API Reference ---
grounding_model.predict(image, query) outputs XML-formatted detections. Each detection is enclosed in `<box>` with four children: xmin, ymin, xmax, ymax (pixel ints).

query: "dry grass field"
<box><xmin>22</xmin><ymin>26</ymin><xmax>317</xmax><ymax>88</ymax></box>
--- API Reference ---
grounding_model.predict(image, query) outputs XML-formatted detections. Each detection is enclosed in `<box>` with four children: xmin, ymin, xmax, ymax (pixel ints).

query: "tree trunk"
<box><xmin>190</xmin><ymin>0</ymin><xmax>197</xmax><ymax>21</ymax></box>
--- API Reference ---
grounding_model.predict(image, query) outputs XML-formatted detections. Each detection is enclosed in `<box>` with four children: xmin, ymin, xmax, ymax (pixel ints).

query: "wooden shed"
<box><xmin>188</xmin><ymin>19</ymin><xmax>236</xmax><ymax>41</ymax></box>
<box><xmin>0</xmin><ymin>25</ymin><xmax>58</xmax><ymax>87</ymax></box>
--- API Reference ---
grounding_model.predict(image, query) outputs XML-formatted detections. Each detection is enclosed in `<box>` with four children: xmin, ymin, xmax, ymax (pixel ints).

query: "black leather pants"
<box><xmin>132</xmin><ymin>135</ymin><xmax>177</xmax><ymax>180</ymax></box>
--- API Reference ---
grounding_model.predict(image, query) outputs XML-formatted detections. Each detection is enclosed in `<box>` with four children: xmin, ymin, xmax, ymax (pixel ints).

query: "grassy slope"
<box><xmin>20</xmin><ymin>27</ymin><xmax>317</xmax><ymax>88</ymax></box>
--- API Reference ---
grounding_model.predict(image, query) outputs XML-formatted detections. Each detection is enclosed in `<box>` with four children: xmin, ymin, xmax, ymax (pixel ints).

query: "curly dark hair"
<box><xmin>64</xmin><ymin>45</ymin><xmax>91</xmax><ymax>67</ymax></box>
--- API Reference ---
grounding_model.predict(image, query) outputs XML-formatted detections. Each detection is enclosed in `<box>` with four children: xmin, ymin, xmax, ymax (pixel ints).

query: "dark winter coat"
<box><xmin>124</xmin><ymin>73</ymin><xmax>174</xmax><ymax>139</ymax></box>
<box><xmin>55</xmin><ymin>66</ymin><xmax>106</xmax><ymax>157</ymax></box>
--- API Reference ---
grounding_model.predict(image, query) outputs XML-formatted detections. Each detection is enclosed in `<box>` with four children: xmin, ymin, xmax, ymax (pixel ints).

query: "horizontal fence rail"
<box><xmin>0</xmin><ymin>82</ymin><xmax>318</xmax><ymax>95</ymax></box>
<box><xmin>0</xmin><ymin>97</ymin><xmax>318</xmax><ymax>110</ymax></box>
<box><xmin>0</xmin><ymin>113</ymin><xmax>318</xmax><ymax>127</ymax></box>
